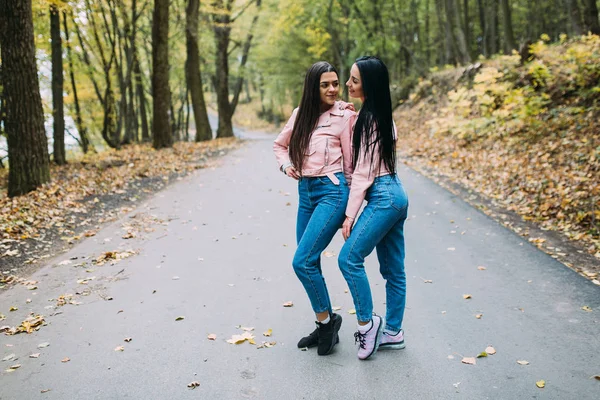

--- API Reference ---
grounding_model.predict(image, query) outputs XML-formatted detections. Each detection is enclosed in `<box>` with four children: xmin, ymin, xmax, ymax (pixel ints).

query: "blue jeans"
<box><xmin>338</xmin><ymin>174</ymin><xmax>408</xmax><ymax>332</ymax></box>
<box><xmin>294</xmin><ymin>172</ymin><xmax>349</xmax><ymax>315</ymax></box>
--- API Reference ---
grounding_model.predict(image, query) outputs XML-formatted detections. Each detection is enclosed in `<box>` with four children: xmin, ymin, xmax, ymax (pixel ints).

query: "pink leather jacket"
<box><xmin>273</xmin><ymin>101</ymin><xmax>356</xmax><ymax>185</ymax></box>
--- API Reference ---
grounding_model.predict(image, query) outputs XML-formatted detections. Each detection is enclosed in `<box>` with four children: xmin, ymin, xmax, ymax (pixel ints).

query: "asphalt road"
<box><xmin>1</xmin><ymin>132</ymin><xmax>598</xmax><ymax>399</ymax></box>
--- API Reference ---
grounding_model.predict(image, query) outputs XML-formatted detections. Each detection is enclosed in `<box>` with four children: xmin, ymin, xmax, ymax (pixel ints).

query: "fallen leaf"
<box><xmin>26</xmin><ymin>285</ymin><xmax>38</xmax><ymax>290</ymax></box>
<box><xmin>114</xmin><ymin>346</ymin><xmax>125</xmax><ymax>352</ymax></box>
<box><xmin>322</xmin><ymin>251</ymin><xmax>336</xmax><ymax>258</ymax></box>
<box><xmin>536</xmin><ymin>380</ymin><xmax>545</xmax><ymax>388</ymax></box>
<box><xmin>175</xmin><ymin>316</ymin><xmax>185</xmax><ymax>321</ymax></box>
<box><xmin>41</xmin><ymin>389</ymin><xmax>51</xmax><ymax>393</ymax></box>
<box><xmin>227</xmin><ymin>331</ymin><xmax>255</xmax><ymax>344</ymax></box>
<box><xmin>207</xmin><ymin>334</ymin><xmax>217</xmax><ymax>341</ymax></box>
<box><xmin>124</xmin><ymin>337</ymin><xmax>132</xmax><ymax>342</ymax></box>
<box><xmin>38</xmin><ymin>342</ymin><xmax>50</xmax><ymax>349</ymax></box>
<box><xmin>332</xmin><ymin>306</ymin><xmax>342</xmax><ymax>311</ymax></box>
<box><xmin>421</xmin><ymin>278</ymin><xmax>433</xmax><ymax>283</ymax></box>
<box><xmin>486</xmin><ymin>346</ymin><xmax>496</xmax><ymax>355</ymax></box>
<box><xmin>461</xmin><ymin>357</ymin><xmax>476</xmax><ymax>365</ymax></box>
<box><xmin>256</xmin><ymin>341</ymin><xmax>277</xmax><ymax>349</ymax></box>
<box><xmin>517</xmin><ymin>360</ymin><xmax>530</xmax><ymax>365</ymax></box>
<box><xmin>447</xmin><ymin>247</ymin><xmax>456</xmax><ymax>251</ymax></box>
<box><xmin>477</xmin><ymin>352</ymin><xmax>488</xmax><ymax>358</ymax></box>
<box><xmin>592</xmin><ymin>375</ymin><xmax>600</xmax><ymax>381</ymax></box>
<box><xmin>463</xmin><ymin>294</ymin><xmax>472</xmax><ymax>299</ymax></box>
<box><xmin>187</xmin><ymin>381</ymin><xmax>200</xmax><ymax>389</ymax></box>
<box><xmin>263</xmin><ymin>328</ymin><xmax>272</xmax><ymax>337</ymax></box>
<box><xmin>9</xmin><ymin>306</ymin><xmax>17</xmax><ymax>312</ymax></box>
<box><xmin>477</xmin><ymin>266</ymin><xmax>486</xmax><ymax>270</ymax></box>
<box><xmin>61</xmin><ymin>357</ymin><xmax>70</xmax><ymax>363</ymax></box>
<box><xmin>241</xmin><ymin>327</ymin><xmax>254</xmax><ymax>332</ymax></box>
<box><xmin>282</xmin><ymin>301</ymin><xmax>293</xmax><ymax>307</ymax></box>
<box><xmin>9</xmin><ymin>363</ymin><xmax>21</xmax><ymax>369</ymax></box>
<box><xmin>475</xmin><ymin>314</ymin><xmax>483</xmax><ymax>319</ymax></box>
<box><xmin>581</xmin><ymin>306</ymin><xmax>593</xmax><ymax>312</ymax></box>
<box><xmin>2</xmin><ymin>353</ymin><xmax>16</xmax><ymax>362</ymax></box>
<box><xmin>348</xmin><ymin>309</ymin><xmax>356</xmax><ymax>314</ymax></box>
<box><xmin>29</xmin><ymin>353</ymin><xmax>40</xmax><ymax>358</ymax></box>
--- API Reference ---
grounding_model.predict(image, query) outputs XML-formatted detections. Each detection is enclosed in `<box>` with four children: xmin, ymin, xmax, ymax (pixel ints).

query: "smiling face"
<box><xmin>319</xmin><ymin>71</ymin><xmax>339</xmax><ymax>108</ymax></box>
<box><xmin>346</xmin><ymin>64</ymin><xmax>364</xmax><ymax>102</ymax></box>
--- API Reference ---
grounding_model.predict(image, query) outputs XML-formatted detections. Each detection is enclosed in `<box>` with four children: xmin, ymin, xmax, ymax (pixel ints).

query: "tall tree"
<box><xmin>500</xmin><ymin>0</ymin><xmax>516</xmax><ymax>52</ymax></box>
<box><xmin>211</xmin><ymin>0</ymin><xmax>262</xmax><ymax>138</ymax></box>
<box><xmin>63</xmin><ymin>11</ymin><xmax>92</xmax><ymax>154</ymax></box>
<box><xmin>186</xmin><ymin>0</ymin><xmax>212</xmax><ymax>142</ymax></box>
<box><xmin>566</xmin><ymin>0</ymin><xmax>584</xmax><ymax>35</ymax></box>
<box><xmin>445</xmin><ymin>0</ymin><xmax>471</xmax><ymax>64</ymax></box>
<box><xmin>152</xmin><ymin>0</ymin><xmax>172</xmax><ymax>148</ymax></box>
<box><xmin>583</xmin><ymin>0</ymin><xmax>600</xmax><ymax>34</ymax></box>
<box><xmin>50</xmin><ymin>3</ymin><xmax>66</xmax><ymax>165</ymax></box>
<box><xmin>0</xmin><ymin>0</ymin><xmax>50</xmax><ymax>196</ymax></box>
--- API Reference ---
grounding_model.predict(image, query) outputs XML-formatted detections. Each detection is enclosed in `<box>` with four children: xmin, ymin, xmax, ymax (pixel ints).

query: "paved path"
<box><xmin>1</xmin><ymin>132</ymin><xmax>598</xmax><ymax>399</ymax></box>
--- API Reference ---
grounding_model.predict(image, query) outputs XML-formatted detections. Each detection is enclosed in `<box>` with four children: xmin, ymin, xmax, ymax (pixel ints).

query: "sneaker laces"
<box><xmin>354</xmin><ymin>331</ymin><xmax>366</xmax><ymax>349</ymax></box>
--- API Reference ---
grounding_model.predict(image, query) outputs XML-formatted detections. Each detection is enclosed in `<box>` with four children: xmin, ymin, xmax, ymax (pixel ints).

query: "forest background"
<box><xmin>0</xmin><ymin>0</ymin><xmax>598</xmax><ymax>279</ymax></box>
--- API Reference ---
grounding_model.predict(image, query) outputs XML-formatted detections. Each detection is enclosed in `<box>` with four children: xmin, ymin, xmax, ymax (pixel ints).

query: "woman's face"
<box><xmin>346</xmin><ymin>64</ymin><xmax>364</xmax><ymax>102</ymax></box>
<box><xmin>319</xmin><ymin>71</ymin><xmax>339</xmax><ymax>107</ymax></box>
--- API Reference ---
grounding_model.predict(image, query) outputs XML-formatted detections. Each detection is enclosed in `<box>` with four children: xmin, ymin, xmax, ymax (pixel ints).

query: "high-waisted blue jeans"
<box><xmin>338</xmin><ymin>174</ymin><xmax>409</xmax><ymax>332</ymax></box>
<box><xmin>294</xmin><ymin>172</ymin><xmax>349</xmax><ymax>315</ymax></box>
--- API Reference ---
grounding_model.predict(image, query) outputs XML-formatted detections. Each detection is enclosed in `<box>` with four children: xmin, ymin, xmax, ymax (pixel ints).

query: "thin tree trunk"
<box><xmin>436</xmin><ymin>0</ymin><xmax>452</xmax><ymax>64</ymax></box>
<box><xmin>152</xmin><ymin>0</ymin><xmax>172</xmax><ymax>148</ymax></box>
<box><xmin>463</xmin><ymin>0</ymin><xmax>470</xmax><ymax>56</ymax></box>
<box><xmin>50</xmin><ymin>5</ymin><xmax>66</xmax><ymax>165</ymax></box>
<box><xmin>500</xmin><ymin>0</ymin><xmax>517</xmax><ymax>52</ymax></box>
<box><xmin>134</xmin><ymin>53</ymin><xmax>150</xmax><ymax>142</ymax></box>
<box><xmin>0</xmin><ymin>0</ymin><xmax>50</xmax><ymax>196</ymax></box>
<box><xmin>583</xmin><ymin>0</ymin><xmax>600</xmax><ymax>34</ymax></box>
<box><xmin>567</xmin><ymin>0</ymin><xmax>584</xmax><ymax>35</ymax></box>
<box><xmin>63</xmin><ymin>11</ymin><xmax>92</xmax><ymax>154</ymax></box>
<box><xmin>186</xmin><ymin>0</ymin><xmax>212</xmax><ymax>142</ymax></box>
<box><xmin>212</xmin><ymin>0</ymin><xmax>234</xmax><ymax>138</ymax></box>
<box><xmin>477</xmin><ymin>0</ymin><xmax>487</xmax><ymax>56</ymax></box>
<box><xmin>445</xmin><ymin>0</ymin><xmax>471</xmax><ymax>64</ymax></box>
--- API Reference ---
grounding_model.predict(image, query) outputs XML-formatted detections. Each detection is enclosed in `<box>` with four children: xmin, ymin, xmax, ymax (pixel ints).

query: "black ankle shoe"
<box><xmin>297</xmin><ymin>327</ymin><xmax>339</xmax><ymax>349</ymax></box>
<box><xmin>316</xmin><ymin>313</ymin><xmax>342</xmax><ymax>355</ymax></box>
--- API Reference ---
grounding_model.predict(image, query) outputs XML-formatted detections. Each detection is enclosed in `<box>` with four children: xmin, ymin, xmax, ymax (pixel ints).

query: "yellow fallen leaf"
<box><xmin>9</xmin><ymin>306</ymin><xmax>17</xmax><ymax>312</ymax></box>
<box><xmin>207</xmin><ymin>334</ymin><xmax>217</xmax><ymax>340</ymax></box>
<box><xmin>517</xmin><ymin>360</ymin><xmax>530</xmax><ymax>365</ymax></box>
<box><xmin>322</xmin><ymin>251</ymin><xmax>336</xmax><ymax>258</ymax></box>
<box><xmin>241</xmin><ymin>327</ymin><xmax>254</xmax><ymax>332</ymax></box>
<box><xmin>348</xmin><ymin>309</ymin><xmax>356</xmax><ymax>314</ymax></box>
<box><xmin>477</xmin><ymin>352</ymin><xmax>488</xmax><ymax>358</ymax></box>
<box><xmin>581</xmin><ymin>306</ymin><xmax>592</xmax><ymax>312</ymax></box>
<box><xmin>463</xmin><ymin>294</ymin><xmax>472</xmax><ymax>299</ymax></box>
<box><xmin>477</xmin><ymin>266</ymin><xmax>486</xmax><ymax>270</ymax></box>
<box><xmin>263</xmin><ymin>329</ymin><xmax>272</xmax><ymax>337</ymax></box>
<box><xmin>332</xmin><ymin>306</ymin><xmax>342</xmax><ymax>311</ymax></box>
<box><xmin>61</xmin><ymin>357</ymin><xmax>70</xmax><ymax>363</ymax></box>
<box><xmin>475</xmin><ymin>314</ymin><xmax>483</xmax><ymax>319</ymax></box>
<box><xmin>282</xmin><ymin>301</ymin><xmax>293</xmax><ymax>307</ymax></box>
<box><xmin>114</xmin><ymin>346</ymin><xmax>124</xmax><ymax>352</ymax></box>
<box><xmin>461</xmin><ymin>357</ymin><xmax>476</xmax><ymax>365</ymax></box>
<box><xmin>486</xmin><ymin>346</ymin><xmax>496</xmax><ymax>355</ymax></box>
<box><xmin>536</xmin><ymin>380</ymin><xmax>545</xmax><ymax>388</ymax></box>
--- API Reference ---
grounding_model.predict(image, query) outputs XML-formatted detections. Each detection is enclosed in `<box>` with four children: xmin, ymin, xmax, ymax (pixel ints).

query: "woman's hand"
<box><xmin>342</xmin><ymin>216</ymin><xmax>354</xmax><ymax>240</ymax></box>
<box><xmin>341</xmin><ymin>102</ymin><xmax>356</xmax><ymax>112</ymax></box>
<box><xmin>284</xmin><ymin>166</ymin><xmax>300</xmax><ymax>180</ymax></box>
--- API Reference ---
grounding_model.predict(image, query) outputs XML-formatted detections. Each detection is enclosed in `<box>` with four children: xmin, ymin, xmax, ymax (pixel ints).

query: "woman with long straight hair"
<box><xmin>338</xmin><ymin>56</ymin><xmax>409</xmax><ymax>360</ymax></box>
<box><xmin>273</xmin><ymin>61</ymin><xmax>356</xmax><ymax>356</ymax></box>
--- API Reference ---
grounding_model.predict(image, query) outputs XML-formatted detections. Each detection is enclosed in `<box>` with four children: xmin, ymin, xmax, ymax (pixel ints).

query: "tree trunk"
<box><xmin>213</xmin><ymin>0</ymin><xmax>234</xmax><ymax>138</ymax></box>
<box><xmin>477</xmin><ymin>0</ymin><xmax>487</xmax><ymax>56</ymax></box>
<box><xmin>436</xmin><ymin>0</ymin><xmax>452</xmax><ymax>64</ymax></box>
<box><xmin>186</xmin><ymin>0</ymin><xmax>212</xmax><ymax>142</ymax></box>
<box><xmin>583</xmin><ymin>0</ymin><xmax>600</xmax><ymax>34</ymax></box>
<box><xmin>425</xmin><ymin>0</ymin><xmax>431</xmax><ymax>67</ymax></box>
<box><xmin>566</xmin><ymin>0</ymin><xmax>584</xmax><ymax>35</ymax></box>
<box><xmin>485</xmin><ymin>0</ymin><xmax>499</xmax><ymax>54</ymax></box>
<box><xmin>500</xmin><ymin>0</ymin><xmax>517</xmax><ymax>52</ymax></box>
<box><xmin>0</xmin><ymin>0</ymin><xmax>50</xmax><ymax>196</ymax></box>
<box><xmin>50</xmin><ymin>5</ymin><xmax>66</xmax><ymax>165</ymax></box>
<box><xmin>445</xmin><ymin>0</ymin><xmax>471</xmax><ymax>64</ymax></box>
<box><xmin>134</xmin><ymin>53</ymin><xmax>150</xmax><ymax>142</ymax></box>
<box><xmin>152</xmin><ymin>0</ymin><xmax>172</xmax><ymax>148</ymax></box>
<box><xmin>63</xmin><ymin>11</ymin><xmax>92</xmax><ymax>154</ymax></box>
<box><xmin>463</xmin><ymin>0</ymin><xmax>470</xmax><ymax>56</ymax></box>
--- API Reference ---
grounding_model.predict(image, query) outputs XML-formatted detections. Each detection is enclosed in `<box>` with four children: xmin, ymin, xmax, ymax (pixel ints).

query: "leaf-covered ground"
<box><xmin>395</xmin><ymin>35</ymin><xmax>600</xmax><ymax>277</ymax></box>
<box><xmin>0</xmin><ymin>139</ymin><xmax>241</xmax><ymax>284</ymax></box>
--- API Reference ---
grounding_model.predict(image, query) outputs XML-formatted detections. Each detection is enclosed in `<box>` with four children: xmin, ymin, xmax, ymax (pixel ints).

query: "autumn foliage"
<box><xmin>396</xmin><ymin>34</ymin><xmax>600</xmax><ymax>257</ymax></box>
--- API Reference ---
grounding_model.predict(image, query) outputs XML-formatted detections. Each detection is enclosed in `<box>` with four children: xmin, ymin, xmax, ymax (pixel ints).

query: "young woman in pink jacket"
<box><xmin>339</xmin><ymin>56</ymin><xmax>409</xmax><ymax>360</ymax></box>
<box><xmin>273</xmin><ymin>61</ymin><xmax>356</xmax><ymax>356</ymax></box>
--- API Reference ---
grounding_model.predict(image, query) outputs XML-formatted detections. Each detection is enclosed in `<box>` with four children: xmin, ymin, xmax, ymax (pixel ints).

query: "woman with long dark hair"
<box><xmin>273</xmin><ymin>61</ymin><xmax>356</xmax><ymax>356</ymax></box>
<box><xmin>338</xmin><ymin>56</ymin><xmax>409</xmax><ymax>360</ymax></box>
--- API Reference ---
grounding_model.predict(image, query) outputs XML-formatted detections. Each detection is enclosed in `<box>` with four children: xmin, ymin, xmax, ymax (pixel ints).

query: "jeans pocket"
<box><xmin>389</xmin><ymin>182</ymin><xmax>409</xmax><ymax>213</ymax></box>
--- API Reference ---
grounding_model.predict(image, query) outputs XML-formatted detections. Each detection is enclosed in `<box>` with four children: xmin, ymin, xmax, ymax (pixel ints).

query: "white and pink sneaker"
<box><xmin>379</xmin><ymin>329</ymin><xmax>406</xmax><ymax>349</ymax></box>
<box><xmin>354</xmin><ymin>314</ymin><xmax>384</xmax><ymax>360</ymax></box>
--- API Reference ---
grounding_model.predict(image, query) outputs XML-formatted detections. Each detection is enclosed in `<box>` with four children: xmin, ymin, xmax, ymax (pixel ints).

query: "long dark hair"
<box><xmin>289</xmin><ymin>61</ymin><xmax>338</xmax><ymax>172</ymax></box>
<box><xmin>352</xmin><ymin>56</ymin><xmax>396</xmax><ymax>175</ymax></box>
